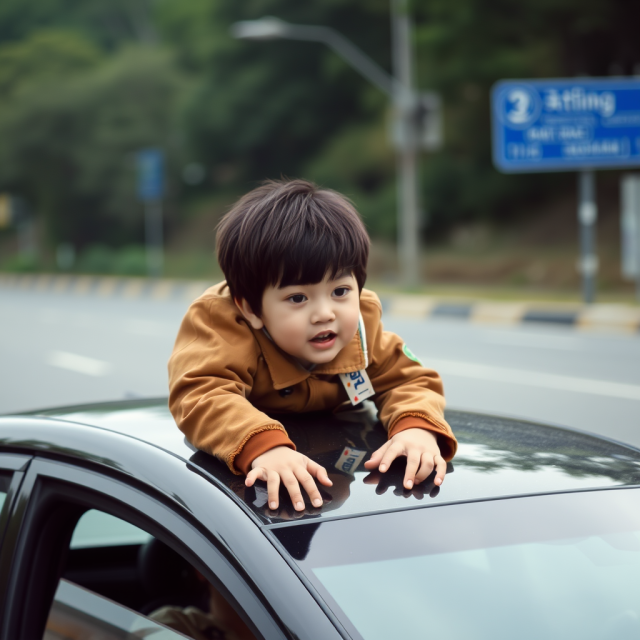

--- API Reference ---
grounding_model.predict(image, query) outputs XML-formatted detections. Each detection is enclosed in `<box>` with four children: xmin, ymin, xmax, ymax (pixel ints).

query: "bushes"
<box><xmin>75</xmin><ymin>244</ymin><xmax>147</xmax><ymax>276</ymax></box>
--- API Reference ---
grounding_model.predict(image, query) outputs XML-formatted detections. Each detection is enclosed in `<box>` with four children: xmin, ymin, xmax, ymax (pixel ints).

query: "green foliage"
<box><xmin>0</xmin><ymin>0</ymin><xmax>162</xmax><ymax>48</ymax></box>
<box><xmin>166</xmin><ymin>0</ymin><xmax>391</xmax><ymax>183</ymax></box>
<box><xmin>305</xmin><ymin>120</ymin><xmax>397</xmax><ymax>236</ymax></box>
<box><xmin>0</xmin><ymin>29</ymin><xmax>101</xmax><ymax>96</ymax></box>
<box><xmin>112</xmin><ymin>245</ymin><xmax>147</xmax><ymax>275</ymax></box>
<box><xmin>410</xmin><ymin>0</ymin><xmax>640</xmax><ymax>232</ymax></box>
<box><xmin>76</xmin><ymin>243</ymin><xmax>147</xmax><ymax>275</ymax></box>
<box><xmin>0</xmin><ymin>30</ymin><xmax>185</xmax><ymax>247</ymax></box>
<box><xmin>77</xmin><ymin>244</ymin><xmax>114</xmax><ymax>273</ymax></box>
<box><xmin>0</xmin><ymin>0</ymin><xmax>639</xmax><ymax>258</ymax></box>
<box><xmin>1</xmin><ymin>252</ymin><xmax>40</xmax><ymax>272</ymax></box>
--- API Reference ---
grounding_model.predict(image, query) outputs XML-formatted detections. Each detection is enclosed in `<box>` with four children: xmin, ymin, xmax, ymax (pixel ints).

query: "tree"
<box><xmin>158</xmin><ymin>0</ymin><xmax>392</xmax><ymax>183</ymax></box>
<box><xmin>412</xmin><ymin>0</ymin><xmax>640</xmax><ymax>232</ymax></box>
<box><xmin>0</xmin><ymin>30</ymin><xmax>185</xmax><ymax>247</ymax></box>
<box><xmin>3</xmin><ymin>0</ymin><xmax>640</xmax><ymax>253</ymax></box>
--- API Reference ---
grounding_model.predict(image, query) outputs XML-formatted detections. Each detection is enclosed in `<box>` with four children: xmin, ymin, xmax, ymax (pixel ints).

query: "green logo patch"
<box><xmin>402</xmin><ymin>344</ymin><xmax>422</xmax><ymax>364</ymax></box>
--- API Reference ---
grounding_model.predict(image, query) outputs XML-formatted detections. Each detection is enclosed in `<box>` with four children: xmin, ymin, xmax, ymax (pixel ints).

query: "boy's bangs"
<box><xmin>273</xmin><ymin>230</ymin><xmax>360</xmax><ymax>289</ymax></box>
<box><xmin>217</xmin><ymin>179</ymin><xmax>369</xmax><ymax>315</ymax></box>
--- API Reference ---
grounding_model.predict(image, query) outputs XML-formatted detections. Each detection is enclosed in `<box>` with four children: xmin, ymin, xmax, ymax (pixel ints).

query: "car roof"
<box><xmin>23</xmin><ymin>398</ymin><xmax>640</xmax><ymax>526</ymax></box>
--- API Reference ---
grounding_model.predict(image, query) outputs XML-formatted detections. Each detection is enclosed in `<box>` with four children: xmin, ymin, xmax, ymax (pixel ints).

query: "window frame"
<box><xmin>0</xmin><ymin>452</ymin><xmax>32</xmax><ymax>624</ymax></box>
<box><xmin>0</xmin><ymin>457</ymin><xmax>286</xmax><ymax>640</ymax></box>
<box><xmin>0</xmin><ymin>455</ymin><xmax>31</xmax><ymax>543</ymax></box>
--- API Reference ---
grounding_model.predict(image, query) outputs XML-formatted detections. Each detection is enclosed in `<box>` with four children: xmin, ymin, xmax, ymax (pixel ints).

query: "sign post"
<box><xmin>491</xmin><ymin>78</ymin><xmax>640</xmax><ymax>303</ymax></box>
<box><xmin>577</xmin><ymin>170</ymin><xmax>597</xmax><ymax>303</ymax></box>
<box><xmin>137</xmin><ymin>149</ymin><xmax>164</xmax><ymax>278</ymax></box>
<box><xmin>621</xmin><ymin>174</ymin><xmax>640</xmax><ymax>300</ymax></box>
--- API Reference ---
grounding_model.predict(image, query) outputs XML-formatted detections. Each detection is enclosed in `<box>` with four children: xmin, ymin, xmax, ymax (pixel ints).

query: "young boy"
<box><xmin>168</xmin><ymin>179</ymin><xmax>457</xmax><ymax>512</ymax></box>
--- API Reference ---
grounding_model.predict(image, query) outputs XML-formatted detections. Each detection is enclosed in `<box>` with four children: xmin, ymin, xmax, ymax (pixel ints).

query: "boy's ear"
<box><xmin>235</xmin><ymin>298</ymin><xmax>264</xmax><ymax>330</ymax></box>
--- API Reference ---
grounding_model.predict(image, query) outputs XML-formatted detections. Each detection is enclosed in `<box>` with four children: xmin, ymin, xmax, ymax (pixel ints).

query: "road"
<box><xmin>1</xmin><ymin>288</ymin><xmax>639</xmax><ymax>447</ymax></box>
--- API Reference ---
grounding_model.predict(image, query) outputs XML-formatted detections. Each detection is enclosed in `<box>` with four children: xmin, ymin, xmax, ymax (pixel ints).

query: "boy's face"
<box><xmin>239</xmin><ymin>271</ymin><xmax>360</xmax><ymax>368</ymax></box>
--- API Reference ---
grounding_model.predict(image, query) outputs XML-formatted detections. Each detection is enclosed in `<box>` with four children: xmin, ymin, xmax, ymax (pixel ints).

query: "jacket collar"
<box><xmin>252</xmin><ymin>326</ymin><xmax>366</xmax><ymax>390</ymax></box>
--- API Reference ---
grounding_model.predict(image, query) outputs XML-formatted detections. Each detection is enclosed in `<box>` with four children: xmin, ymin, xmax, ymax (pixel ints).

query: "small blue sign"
<box><xmin>137</xmin><ymin>148</ymin><xmax>164</xmax><ymax>201</ymax></box>
<box><xmin>491</xmin><ymin>78</ymin><xmax>640</xmax><ymax>173</ymax></box>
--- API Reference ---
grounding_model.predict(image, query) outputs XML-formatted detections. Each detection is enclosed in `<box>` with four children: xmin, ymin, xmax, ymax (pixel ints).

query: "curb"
<box><xmin>0</xmin><ymin>272</ymin><xmax>211</xmax><ymax>303</ymax></box>
<box><xmin>2</xmin><ymin>273</ymin><xmax>639</xmax><ymax>334</ymax></box>
<box><xmin>381</xmin><ymin>294</ymin><xmax>640</xmax><ymax>334</ymax></box>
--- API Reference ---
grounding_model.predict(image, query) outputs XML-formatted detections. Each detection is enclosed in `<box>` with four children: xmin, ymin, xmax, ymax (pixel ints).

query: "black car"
<box><xmin>1</xmin><ymin>400</ymin><xmax>640</xmax><ymax>640</ymax></box>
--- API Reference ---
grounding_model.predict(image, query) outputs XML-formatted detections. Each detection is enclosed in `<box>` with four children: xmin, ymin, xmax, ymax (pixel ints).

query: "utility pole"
<box><xmin>390</xmin><ymin>0</ymin><xmax>420</xmax><ymax>287</ymax></box>
<box><xmin>232</xmin><ymin>11</ymin><xmax>441</xmax><ymax>288</ymax></box>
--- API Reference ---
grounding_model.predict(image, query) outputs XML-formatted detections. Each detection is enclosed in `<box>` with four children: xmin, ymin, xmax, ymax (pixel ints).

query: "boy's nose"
<box><xmin>311</xmin><ymin>302</ymin><xmax>336</xmax><ymax>323</ymax></box>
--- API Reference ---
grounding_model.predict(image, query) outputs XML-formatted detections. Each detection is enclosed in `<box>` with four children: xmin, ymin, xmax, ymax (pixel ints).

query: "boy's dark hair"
<box><xmin>216</xmin><ymin>179</ymin><xmax>369</xmax><ymax>316</ymax></box>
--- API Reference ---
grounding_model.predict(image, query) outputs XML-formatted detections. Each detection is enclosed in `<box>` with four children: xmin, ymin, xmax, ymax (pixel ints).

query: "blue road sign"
<box><xmin>137</xmin><ymin>149</ymin><xmax>164</xmax><ymax>201</ymax></box>
<box><xmin>491</xmin><ymin>78</ymin><xmax>640</xmax><ymax>173</ymax></box>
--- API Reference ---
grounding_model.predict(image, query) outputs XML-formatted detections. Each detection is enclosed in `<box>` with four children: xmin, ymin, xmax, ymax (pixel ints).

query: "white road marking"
<box><xmin>429</xmin><ymin>357</ymin><xmax>640</xmax><ymax>401</ymax></box>
<box><xmin>46</xmin><ymin>350</ymin><xmax>112</xmax><ymax>377</ymax></box>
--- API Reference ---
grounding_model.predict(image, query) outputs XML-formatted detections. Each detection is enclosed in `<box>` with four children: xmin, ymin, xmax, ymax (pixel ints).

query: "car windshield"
<box><xmin>273</xmin><ymin>488</ymin><xmax>640</xmax><ymax>640</ymax></box>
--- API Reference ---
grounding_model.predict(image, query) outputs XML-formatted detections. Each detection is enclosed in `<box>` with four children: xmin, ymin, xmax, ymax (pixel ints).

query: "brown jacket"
<box><xmin>168</xmin><ymin>282</ymin><xmax>457</xmax><ymax>474</ymax></box>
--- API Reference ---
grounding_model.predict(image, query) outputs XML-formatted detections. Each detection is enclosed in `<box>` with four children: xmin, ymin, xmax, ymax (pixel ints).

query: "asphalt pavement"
<box><xmin>1</xmin><ymin>287</ymin><xmax>639</xmax><ymax>448</ymax></box>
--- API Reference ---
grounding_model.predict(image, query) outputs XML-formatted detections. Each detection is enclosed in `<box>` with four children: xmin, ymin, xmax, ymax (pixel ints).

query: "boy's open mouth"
<box><xmin>310</xmin><ymin>331</ymin><xmax>336</xmax><ymax>343</ymax></box>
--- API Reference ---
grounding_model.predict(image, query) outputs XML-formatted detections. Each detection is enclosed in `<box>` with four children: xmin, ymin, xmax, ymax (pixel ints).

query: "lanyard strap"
<box><xmin>358</xmin><ymin>312</ymin><xmax>368</xmax><ymax>368</ymax></box>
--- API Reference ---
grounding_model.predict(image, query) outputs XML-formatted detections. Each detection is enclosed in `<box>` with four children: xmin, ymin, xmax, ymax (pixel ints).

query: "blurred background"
<box><xmin>1</xmin><ymin>0</ymin><xmax>640</xmax><ymax>441</ymax></box>
<box><xmin>0</xmin><ymin>0</ymin><xmax>639</xmax><ymax>297</ymax></box>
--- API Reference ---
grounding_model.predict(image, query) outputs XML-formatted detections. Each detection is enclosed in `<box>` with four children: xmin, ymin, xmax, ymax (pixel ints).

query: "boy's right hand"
<box><xmin>245</xmin><ymin>446</ymin><xmax>333</xmax><ymax>511</ymax></box>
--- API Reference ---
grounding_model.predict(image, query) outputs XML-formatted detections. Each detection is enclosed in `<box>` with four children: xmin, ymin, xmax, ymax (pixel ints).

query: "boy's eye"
<box><xmin>288</xmin><ymin>294</ymin><xmax>307</xmax><ymax>304</ymax></box>
<box><xmin>333</xmin><ymin>287</ymin><xmax>350</xmax><ymax>297</ymax></box>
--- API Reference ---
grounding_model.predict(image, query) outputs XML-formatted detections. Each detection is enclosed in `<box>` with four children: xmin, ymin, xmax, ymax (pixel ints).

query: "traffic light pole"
<box><xmin>391</xmin><ymin>0</ymin><xmax>420</xmax><ymax>287</ymax></box>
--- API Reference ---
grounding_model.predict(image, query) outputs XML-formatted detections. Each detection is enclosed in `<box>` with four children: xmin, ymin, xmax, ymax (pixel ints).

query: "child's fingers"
<box><xmin>364</xmin><ymin>442</ymin><xmax>390</xmax><ymax>469</ymax></box>
<box><xmin>378</xmin><ymin>442</ymin><xmax>403</xmax><ymax>473</ymax></box>
<box><xmin>414</xmin><ymin>453</ymin><xmax>435</xmax><ymax>485</ymax></box>
<box><xmin>295</xmin><ymin>468</ymin><xmax>323</xmax><ymax>508</ymax></box>
<box><xmin>245</xmin><ymin>466</ymin><xmax>266</xmax><ymax>487</ymax></box>
<box><xmin>403</xmin><ymin>451</ymin><xmax>422</xmax><ymax>489</ymax></box>
<box><xmin>266</xmin><ymin>470</ymin><xmax>281</xmax><ymax>510</ymax></box>
<box><xmin>307</xmin><ymin>460</ymin><xmax>333</xmax><ymax>486</ymax></box>
<box><xmin>281</xmin><ymin>470</ymin><xmax>306</xmax><ymax>511</ymax></box>
<box><xmin>433</xmin><ymin>455</ymin><xmax>447</xmax><ymax>486</ymax></box>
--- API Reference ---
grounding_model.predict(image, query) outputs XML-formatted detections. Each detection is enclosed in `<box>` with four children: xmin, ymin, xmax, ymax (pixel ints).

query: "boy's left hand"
<box><xmin>363</xmin><ymin>428</ymin><xmax>446</xmax><ymax>490</ymax></box>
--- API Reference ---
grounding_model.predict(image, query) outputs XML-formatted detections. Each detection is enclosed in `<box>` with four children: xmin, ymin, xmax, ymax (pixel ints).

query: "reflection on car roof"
<box><xmin>36</xmin><ymin>399</ymin><xmax>640</xmax><ymax>526</ymax></box>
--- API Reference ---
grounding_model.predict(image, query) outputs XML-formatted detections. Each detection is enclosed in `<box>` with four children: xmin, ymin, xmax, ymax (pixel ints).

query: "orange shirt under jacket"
<box><xmin>168</xmin><ymin>282</ymin><xmax>457</xmax><ymax>475</ymax></box>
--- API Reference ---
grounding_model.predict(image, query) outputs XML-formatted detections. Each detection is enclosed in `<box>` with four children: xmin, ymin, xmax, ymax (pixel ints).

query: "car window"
<box><xmin>274</xmin><ymin>488</ymin><xmax>640</xmax><ymax>640</ymax></box>
<box><xmin>44</xmin><ymin>579</ymin><xmax>188</xmax><ymax>639</ymax></box>
<box><xmin>70</xmin><ymin>509</ymin><xmax>152</xmax><ymax>548</ymax></box>
<box><xmin>45</xmin><ymin>508</ymin><xmax>256</xmax><ymax>640</ymax></box>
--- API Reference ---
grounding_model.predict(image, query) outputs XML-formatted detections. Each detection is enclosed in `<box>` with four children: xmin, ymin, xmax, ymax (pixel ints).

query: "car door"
<box><xmin>0</xmin><ymin>455</ymin><xmax>287</xmax><ymax>640</ymax></box>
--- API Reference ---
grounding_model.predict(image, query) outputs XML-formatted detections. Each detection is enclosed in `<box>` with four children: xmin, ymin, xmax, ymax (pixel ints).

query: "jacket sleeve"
<box><xmin>362</xmin><ymin>293</ymin><xmax>457</xmax><ymax>460</ymax></box>
<box><xmin>168</xmin><ymin>295</ymin><xmax>293</xmax><ymax>474</ymax></box>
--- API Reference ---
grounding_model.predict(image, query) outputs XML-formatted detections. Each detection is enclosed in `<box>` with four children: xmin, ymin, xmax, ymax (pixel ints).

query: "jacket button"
<box><xmin>279</xmin><ymin>387</ymin><xmax>293</xmax><ymax>397</ymax></box>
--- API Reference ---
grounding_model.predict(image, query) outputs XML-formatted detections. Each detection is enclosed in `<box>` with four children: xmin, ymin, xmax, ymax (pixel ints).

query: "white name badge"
<box><xmin>335</xmin><ymin>447</ymin><xmax>367</xmax><ymax>475</ymax></box>
<box><xmin>339</xmin><ymin>368</ymin><xmax>375</xmax><ymax>406</ymax></box>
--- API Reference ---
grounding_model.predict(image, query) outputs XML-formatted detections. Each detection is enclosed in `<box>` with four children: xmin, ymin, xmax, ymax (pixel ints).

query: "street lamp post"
<box><xmin>390</xmin><ymin>0</ymin><xmax>419</xmax><ymax>287</ymax></box>
<box><xmin>231</xmin><ymin>13</ymin><xmax>435</xmax><ymax>287</ymax></box>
